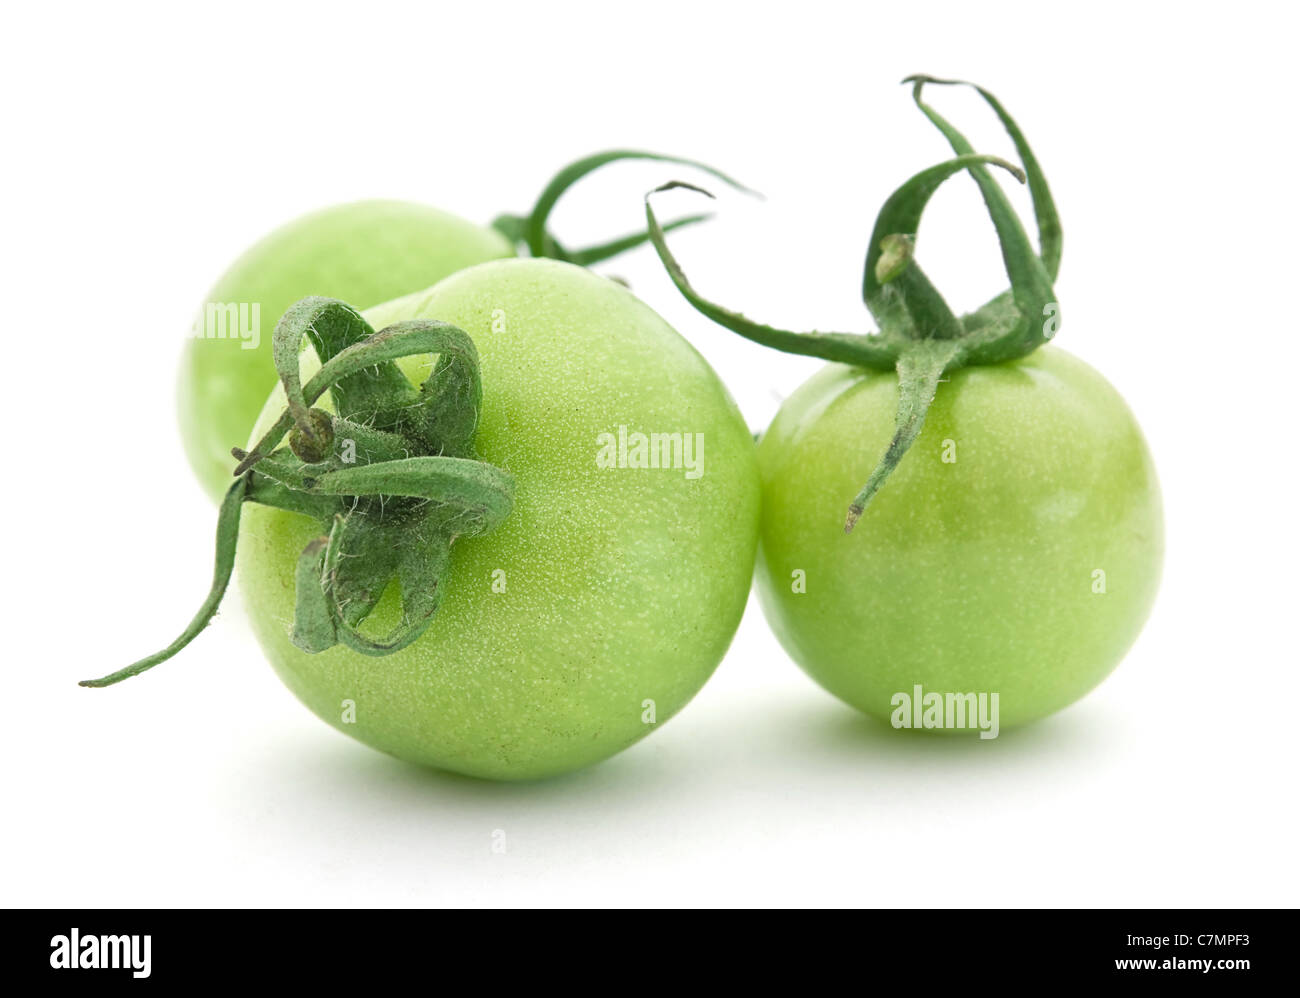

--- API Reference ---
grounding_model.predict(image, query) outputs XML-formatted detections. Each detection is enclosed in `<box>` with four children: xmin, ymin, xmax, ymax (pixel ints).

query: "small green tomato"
<box><xmin>90</xmin><ymin>259</ymin><xmax>760</xmax><ymax>781</ymax></box>
<box><xmin>648</xmin><ymin>76</ymin><xmax>1163</xmax><ymax>731</ymax></box>
<box><xmin>754</xmin><ymin>348</ymin><xmax>1161</xmax><ymax>728</ymax></box>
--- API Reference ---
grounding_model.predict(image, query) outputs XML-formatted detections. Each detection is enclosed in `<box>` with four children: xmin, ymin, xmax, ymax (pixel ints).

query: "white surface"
<box><xmin>3</xmin><ymin>1</ymin><xmax>1296</xmax><ymax>908</ymax></box>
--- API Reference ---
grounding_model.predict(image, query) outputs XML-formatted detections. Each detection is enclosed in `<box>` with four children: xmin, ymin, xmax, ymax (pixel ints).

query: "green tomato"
<box><xmin>236</xmin><ymin>259</ymin><xmax>760</xmax><ymax>780</ymax></box>
<box><xmin>754</xmin><ymin>346</ymin><xmax>1162</xmax><ymax>730</ymax></box>
<box><xmin>178</xmin><ymin>200</ymin><xmax>514</xmax><ymax>501</ymax></box>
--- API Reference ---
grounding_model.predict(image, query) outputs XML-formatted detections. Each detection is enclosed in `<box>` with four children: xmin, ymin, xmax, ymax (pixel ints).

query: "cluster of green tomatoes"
<box><xmin>87</xmin><ymin>78</ymin><xmax>1162</xmax><ymax>781</ymax></box>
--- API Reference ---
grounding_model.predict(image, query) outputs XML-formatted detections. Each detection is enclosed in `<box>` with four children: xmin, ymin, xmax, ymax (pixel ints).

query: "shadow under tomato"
<box><xmin>249</xmin><ymin>721</ymin><xmax>696</xmax><ymax>807</ymax></box>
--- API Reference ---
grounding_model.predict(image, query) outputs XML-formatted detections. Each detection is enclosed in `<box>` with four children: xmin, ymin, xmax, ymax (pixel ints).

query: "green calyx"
<box><xmin>646</xmin><ymin>76</ymin><xmax>1063</xmax><ymax>533</ymax></box>
<box><xmin>491</xmin><ymin>149</ymin><xmax>753</xmax><ymax>265</ymax></box>
<box><xmin>82</xmin><ymin>298</ymin><xmax>514</xmax><ymax>687</ymax></box>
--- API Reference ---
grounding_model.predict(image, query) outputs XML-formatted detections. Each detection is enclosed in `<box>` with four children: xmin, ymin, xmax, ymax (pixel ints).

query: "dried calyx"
<box><xmin>82</xmin><ymin>298</ymin><xmax>514</xmax><ymax>687</ymax></box>
<box><xmin>645</xmin><ymin>76</ymin><xmax>1063</xmax><ymax>532</ymax></box>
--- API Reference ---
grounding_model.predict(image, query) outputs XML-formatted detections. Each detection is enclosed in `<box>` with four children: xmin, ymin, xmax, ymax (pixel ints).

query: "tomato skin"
<box><xmin>236</xmin><ymin>259</ymin><xmax>760</xmax><ymax>780</ymax></box>
<box><xmin>755</xmin><ymin>346</ymin><xmax>1162</xmax><ymax>729</ymax></box>
<box><xmin>178</xmin><ymin>200</ymin><xmax>515</xmax><ymax>501</ymax></box>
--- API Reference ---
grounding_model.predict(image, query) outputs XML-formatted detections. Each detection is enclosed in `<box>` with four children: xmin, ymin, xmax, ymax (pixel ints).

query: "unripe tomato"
<box><xmin>236</xmin><ymin>259</ymin><xmax>760</xmax><ymax>779</ymax></box>
<box><xmin>754</xmin><ymin>346</ymin><xmax>1162</xmax><ymax>729</ymax></box>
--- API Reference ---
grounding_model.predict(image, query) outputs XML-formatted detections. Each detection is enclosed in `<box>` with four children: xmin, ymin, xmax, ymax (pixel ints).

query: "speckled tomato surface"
<box><xmin>755</xmin><ymin>346</ymin><xmax>1162</xmax><ymax>729</ymax></box>
<box><xmin>237</xmin><ymin>259</ymin><xmax>760</xmax><ymax>779</ymax></box>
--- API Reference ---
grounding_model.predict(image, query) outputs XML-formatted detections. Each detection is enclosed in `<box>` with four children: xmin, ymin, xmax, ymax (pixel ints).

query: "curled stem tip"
<box><xmin>506</xmin><ymin>149</ymin><xmax>752</xmax><ymax>265</ymax></box>
<box><xmin>649</xmin><ymin>179</ymin><xmax>718</xmax><ymax>200</ymax></box>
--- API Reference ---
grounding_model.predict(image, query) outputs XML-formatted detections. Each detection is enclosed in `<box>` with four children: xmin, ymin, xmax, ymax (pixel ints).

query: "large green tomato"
<box><xmin>178</xmin><ymin>201</ymin><xmax>514</xmax><ymax>500</ymax></box>
<box><xmin>755</xmin><ymin>346</ymin><xmax>1162</xmax><ymax>730</ymax></box>
<box><xmin>236</xmin><ymin>259</ymin><xmax>760</xmax><ymax>780</ymax></box>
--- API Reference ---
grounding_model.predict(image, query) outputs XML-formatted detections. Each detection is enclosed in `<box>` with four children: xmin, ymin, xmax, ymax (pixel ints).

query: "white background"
<box><xmin>3</xmin><ymin>1</ymin><xmax>1296</xmax><ymax>907</ymax></box>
